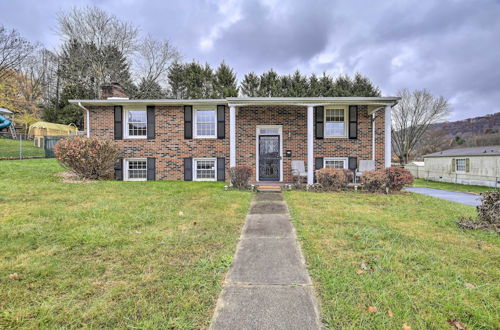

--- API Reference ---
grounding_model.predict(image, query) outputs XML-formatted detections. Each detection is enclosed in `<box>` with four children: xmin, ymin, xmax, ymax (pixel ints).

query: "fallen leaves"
<box><xmin>178</xmin><ymin>211</ymin><xmax>184</xmax><ymax>216</ymax></box>
<box><xmin>8</xmin><ymin>273</ymin><xmax>20</xmax><ymax>280</ymax></box>
<box><xmin>448</xmin><ymin>320</ymin><xmax>466</xmax><ymax>329</ymax></box>
<box><xmin>387</xmin><ymin>310</ymin><xmax>394</xmax><ymax>317</ymax></box>
<box><xmin>356</xmin><ymin>269</ymin><xmax>365</xmax><ymax>275</ymax></box>
<box><xmin>402</xmin><ymin>323</ymin><xmax>411</xmax><ymax>330</ymax></box>
<box><xmin>367</xmin><ymin>306</ymin><xmax>378</xmax><ymax>313</ymax></box>
<box><xmin>464</xmin><ymin>282</ymin><xmax>475</xmax><ymax>289</ymax></box>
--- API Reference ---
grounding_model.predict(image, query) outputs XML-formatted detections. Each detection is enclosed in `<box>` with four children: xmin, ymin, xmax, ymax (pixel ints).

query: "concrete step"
<box><xmin>257</xmin><ymin>185</ymin><xmax>282</xmax><ymax>192</ymax></box>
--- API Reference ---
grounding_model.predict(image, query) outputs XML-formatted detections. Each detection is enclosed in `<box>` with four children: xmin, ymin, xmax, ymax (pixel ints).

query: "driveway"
<box><xmin>404</xmin><ymin>187</ymin><xmax>481</xmax><ymax>207</ymax></box>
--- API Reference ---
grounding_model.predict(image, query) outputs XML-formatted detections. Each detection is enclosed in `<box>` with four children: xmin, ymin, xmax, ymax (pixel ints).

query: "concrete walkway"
<box><xmin>405</xmin><ymin>187</ymin><xmax>481</xmax><ymax>207</ymax></box>
<box><xmin>210</xmin><ymin>192</ymin><xmax>321</xmax><ymax>330</ymax></box>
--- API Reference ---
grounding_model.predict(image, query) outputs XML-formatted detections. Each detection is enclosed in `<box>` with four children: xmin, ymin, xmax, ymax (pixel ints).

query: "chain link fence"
<box><xmin>407</xmin><ymin>166</ymin><xmax>500</xmax><ymax>189</ymax></box>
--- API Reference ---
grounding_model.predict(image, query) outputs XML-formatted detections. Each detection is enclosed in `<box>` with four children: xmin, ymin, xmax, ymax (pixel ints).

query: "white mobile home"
<box><xmin>421</xmin><ymin>146</ymin><xmax>500</xmax><ymax>188</ymax></box>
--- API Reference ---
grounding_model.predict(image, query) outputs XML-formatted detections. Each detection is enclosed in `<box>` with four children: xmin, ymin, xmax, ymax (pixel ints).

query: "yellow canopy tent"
<box><xmin>28</xmin><ymin>122</ymin><xmax>78</xmax><ymax>147</ymax></box>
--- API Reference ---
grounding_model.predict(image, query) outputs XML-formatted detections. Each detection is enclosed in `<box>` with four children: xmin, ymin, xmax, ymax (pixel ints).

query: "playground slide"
<box><xmin>0</xmin><ymin>114</ymin><xmax>12</xmax><ymax>129</ymax></box>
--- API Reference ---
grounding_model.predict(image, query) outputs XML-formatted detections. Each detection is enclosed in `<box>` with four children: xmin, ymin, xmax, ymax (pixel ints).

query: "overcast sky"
<box><xmin>1</xmin><ymin>0</ymin><xmax>499</xmax><ymax>121</ymax></box>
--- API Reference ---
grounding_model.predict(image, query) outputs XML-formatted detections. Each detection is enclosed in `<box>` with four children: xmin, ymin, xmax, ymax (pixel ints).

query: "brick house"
<box><xmin>70</xmin><ymin>84</ymin><xmax>399</xmax><ymax>184</ymax></box>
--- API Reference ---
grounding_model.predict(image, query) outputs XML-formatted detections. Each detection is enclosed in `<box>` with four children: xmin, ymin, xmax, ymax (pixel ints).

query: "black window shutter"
<box><xmin>217</xmin><ymin>157</ymin><xmax>225</xmax><ymax>181</ymax></box>
<box><xmin>348</xmin><ymin>105</ymin><xmax>358</xmax><ymax>139</ymax></box>
<box><xmin>315</xmin><ymin>157</ymin><xmax>324</xmax><ymax>170</ymax></box>
<box><xmin>147</xmin><ymin>158</ymin><xmax>156</xmax><ymax>181</ymax></box>
<box><xmin>184</xmin><ymin>157</ymin><xmax>193</xmax><ymax>181</ymax></box>
<box><xmin>184</xmin><ymin>106</ymin><xmax>193</xmax><ymax>139</ymax></box>
<box><xmin>115</xmin><ymin>158</ymin><xmax>123</xmax><ymax>180</ymax></box>
<box><xmin>147</xmin><ymin>106</ymin><xmax>155</xmax><ymax>139</ymax></box>
<box><xmin>114</xmin><ymin>106</ymin><xmax>123</xmax><ymax>140</ymax></box>
<box><xmin>315</xmin><ymin>106</ymin><xmax>324</xmax><ymax>139</ymax></box>
<box><xmin>217</xmin><ymin>105</ymin><xmax>225</xmax><ymax>139</ymax></box>
<box><xmin>348</xmin><ymin>157</ymin><xmax>357</xmax><ymax>171</ymax></box>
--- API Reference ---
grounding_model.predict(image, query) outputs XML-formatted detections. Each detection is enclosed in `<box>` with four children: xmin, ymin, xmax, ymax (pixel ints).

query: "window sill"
<box><xmin>324</xmin><ymin>135</ymin><xmax>348</xmax><ymax>139</ymax></box>
<box><xmin>124</xmin><ymin>136</ymin><xmax>147</xmax><ymax>139</ymax></box>
<box><xmin>194</xmin><ymin>136</ymin><xmax>217</xmax><ymax>139</ymax></box>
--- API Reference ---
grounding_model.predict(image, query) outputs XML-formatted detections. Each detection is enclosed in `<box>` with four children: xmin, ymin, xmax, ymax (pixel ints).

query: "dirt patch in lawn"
<box><xmin>56</xmin><ymin>171</ymin><xmax>94</xmax><ymax>184</ymax></box>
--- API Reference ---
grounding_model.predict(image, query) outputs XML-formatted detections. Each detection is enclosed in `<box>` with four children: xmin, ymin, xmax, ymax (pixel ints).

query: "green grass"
<box><xmin>0</xmin><ymin>159</ymin><xmax>252</xmax><ymax>329</ymax></box>
<box><xmin>413</xmin><ymin>178</ymin><xmax>495</xmax><ymax>194</ymax></box>
<box><xmin>0</xmin><ymin>137</ymin><xmax>44</xmax><ymax>158</ymax></box>
<box><xmin>285</xmin><ymin>190</ymin><xmax>499</xmax><ymax>329</ymax></box>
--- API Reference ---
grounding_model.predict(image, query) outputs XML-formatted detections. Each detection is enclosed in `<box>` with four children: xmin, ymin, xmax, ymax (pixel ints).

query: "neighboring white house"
<box><xmin>413</xmin><ymin>146</ymin><xmax>500</xmax><ymax>188</ymax></box>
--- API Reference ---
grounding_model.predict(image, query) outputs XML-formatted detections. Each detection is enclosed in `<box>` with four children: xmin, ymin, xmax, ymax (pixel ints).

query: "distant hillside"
<box><xmin>428</xmin><ymin>112</ymin><xmax>500</xmax><ymax>137</ymax></box>
<box><xmin>413</xmin><ymin>112</ymin><xmax>500</xmax><ymax>159</ymax></box>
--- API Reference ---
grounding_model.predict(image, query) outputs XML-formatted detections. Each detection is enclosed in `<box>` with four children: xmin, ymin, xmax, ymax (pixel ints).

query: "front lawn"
<box><xmin>413</xmin><ymin>178</ymin><xmax>494</xmax><ymax>194</ymax></box>
<box><xmin>0</xmin><ymin>159</ymin><xmax>252</xmax><ymax>328</ymax></box>
<box><xmin>286</xmin><ymin>191</ymin><xmax>499</xmax><ymax>329</ymax></box>
<box><xmin>0</xmin><ymin>136</ymin><xmax>45</xmax><ymax>158</ymax></box>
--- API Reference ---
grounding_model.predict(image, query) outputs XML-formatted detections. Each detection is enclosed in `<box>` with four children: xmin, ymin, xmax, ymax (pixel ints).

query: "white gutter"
<box><xmin>77</xmin><ymin>102</ymin><xmax>90</xmax><ymax>137</ymax></box>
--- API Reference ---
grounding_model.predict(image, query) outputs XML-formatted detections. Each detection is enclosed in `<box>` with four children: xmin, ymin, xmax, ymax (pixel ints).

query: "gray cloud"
<box><xmin>1</xmin><ymin>0</ymin><xmax>499</xmax><ymax>120</ymax></box>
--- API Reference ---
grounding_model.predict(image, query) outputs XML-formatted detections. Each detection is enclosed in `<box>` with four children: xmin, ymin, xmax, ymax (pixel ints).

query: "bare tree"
<box><xmin>134</xmin><ymin>35</ymin><xmax>180</xmax><ymax>89</ymax></box>
<box><xmin>392</xmin><ymin>88</ymin><xmax>449</xmax><ymax>165</ymax></box>
<box><xmin>57</xmin><ymin>6</ymin><xmax>138</xmax><ymax>55</ymax></box>
<box><xmin>0</xmin><ymin>26</ymin><xmax>33</xmax><ymax>80</ymax></box>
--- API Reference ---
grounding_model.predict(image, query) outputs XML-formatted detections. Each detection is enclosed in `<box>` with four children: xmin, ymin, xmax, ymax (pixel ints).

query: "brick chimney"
<box><xmin>100</xmin><ymin>82</ymin><xmax>129</xmax><ymax>99</ymax></box>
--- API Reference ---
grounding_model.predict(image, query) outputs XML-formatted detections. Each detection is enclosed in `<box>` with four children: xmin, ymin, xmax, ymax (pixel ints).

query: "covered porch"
<box><xmin>227</xmin><ymin>97</ymin><xmax>397</xmax><ymax>185</ymax></box>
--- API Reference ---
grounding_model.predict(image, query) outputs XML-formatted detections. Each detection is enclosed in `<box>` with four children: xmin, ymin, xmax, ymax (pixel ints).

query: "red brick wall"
<box><xmin>86</xmin><ymin>104</ymin><xmax>385</xmax><ymax>182</ymax></box>
<box><xmin>236</xmin><ymin>105</ymin><xmax>385</xmax><ymax>182</ymax></box>
<box><xmin>87</xmin><ymin>105</ymin><xmax>229</xmax><ymax>180</ymax></box>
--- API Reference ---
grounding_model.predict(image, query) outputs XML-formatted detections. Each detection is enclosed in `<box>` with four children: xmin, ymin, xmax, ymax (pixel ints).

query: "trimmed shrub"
<box><xmin>54</xmin><ymin>136</ymin><xmax>119</xmax><ymax>180</ymax></box>
<box><xmin>230</xmin><ymin>165</ymin><xmax>252</xmax><ymax>189</ymax></box>
<box><xmin>386</xmin><ymin>167</ymin><xmax>414</xmax><ymax>191</ymax></box>
<box><xmin>360</xmin><ymin>169</ymin><xmax>387</xmax><ymax>193</ymax></box>
<box><xmin>361</xmin><ymin>167</ymin><xmax>413</xmax><ymax>193</ymax></box>
<box><xmin>315</xmin><ymin>168</ymin><xmax>351</xmax><ymax>191</ymax></box>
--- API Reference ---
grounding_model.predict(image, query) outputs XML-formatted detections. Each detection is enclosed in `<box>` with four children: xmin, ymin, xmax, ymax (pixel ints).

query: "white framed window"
<box><xmin>324</xmin><ymin>157</ymin><xmax>348</xmax><ymax>169</ymax></box>
<box><xmin>194</xmin><ymin>108</ymin><xmax>217</xmax><ymax>138</ymax></box>
<box><xmin>124</xmin><ymin>158</ymin><xmax>147</xmax><ymax>181</ymax></box>
<box><xmin>124</xmin><ymin>109</ymin><xmax>147</xmax><ymax>138</ymax></box>
<box><xmin>325</xmin><ymin>107</ymin><xmax>347</xmax><ymax>137</ymax></box>
<box><xmin>194</xmin><ymin>158</ymin><xmax>217</xmax><ymax>181</ymax></box>
<box><xmin>455</xmin><ymin>158</ymin><xmax>467</xmax><ymax>173</ymax></box>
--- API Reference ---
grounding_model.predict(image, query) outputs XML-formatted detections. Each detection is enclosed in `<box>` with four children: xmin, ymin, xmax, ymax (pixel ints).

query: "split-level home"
<box><xmin>70</xmin><ymin>84</ymin><xmax>399</xmax><ymax>184</ymax></box>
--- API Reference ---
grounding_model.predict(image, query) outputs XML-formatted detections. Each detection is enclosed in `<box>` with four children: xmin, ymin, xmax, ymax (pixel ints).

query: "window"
<box><xmin>456</xmin><ymin>158</ymin><xmax>467</xmax><ymax>172</ymax></box>
<box><xmin>125</xmin><ymin>110</ymin><xmax>147</xmax><ymax>138</ymax></box>
<box><xmin>194</xmin><ymin>158</ymin><xmax>216</xmax><ymax>181</ymax></box>
<box><xmin>125</xmin><ymin>159</ymin><xmax>147</xmax><ymax>181</ymax></box>
<box><xmin>325</xmin><ymin>108</ymin><xmax>347</xmax><ymax>137</ymax></box>
<box><xmin>194</xmin><ymin>109</ymin><xmax>216</xmax><ymax>138</ymax></box>
<box><xmin>324</xmin><ymin>157</ymin><xmax>347</xmax><ymax>169</ymax></box>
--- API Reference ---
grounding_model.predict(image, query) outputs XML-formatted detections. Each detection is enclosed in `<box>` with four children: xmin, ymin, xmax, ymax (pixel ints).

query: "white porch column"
<box><xmin>384</xmin><ymin>105</ymin><xmax>392</xmax><ymax>168</ymax></box>
<box><xmin>307</xmin><ymin>106</ymin><xmax>314</xmax><ymax>185</ymax></box>
<box><xmin>229</xmin><ymin>105</ymin><xmax>236</xmax><ymax>168</ymax></box>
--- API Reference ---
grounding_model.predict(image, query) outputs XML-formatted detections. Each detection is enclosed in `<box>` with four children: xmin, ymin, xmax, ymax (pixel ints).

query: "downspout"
<box><xmin>77</xmin><ymin>102</ymin><xmax>90</xmax><ymax>137</ymax></box>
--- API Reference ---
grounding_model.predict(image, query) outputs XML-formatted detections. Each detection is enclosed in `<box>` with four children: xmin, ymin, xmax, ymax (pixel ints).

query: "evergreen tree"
<box><xmin>332</xmin><ymin>74</ymin><xmax>353</xmax><ymax>96</ymax></box>
<box><xmin>258</xmin><ymin>69</ymin><xmax>280</xmax><ymax>97</ymax></box>
<box><xmin>318</xmin><ymin>73</ymin><xmax>334</xmax><ymax>96</ymax></box>
<box><xmin>289</xmin><ymin>70</ymin><xmax>308</xmax><ymax>97</ymax></box>
<box><xmin>135</xmin><ymin>77</ymin><xmax>165</xmax><ymax>99</ymax></box>
<box><xmin>167</xmin><ymin>61</ymin><xmax>186</xmax><ymax>99</ymax></box>
<box><xmin>240</xmin><ymin>72</ymin><xmax>260</xmax><ymax>97</ymax></box>
<box><xmin>308</xmin><ymin>73</ymin><xmax>321</xmax><ymax>96</ymax></box>
<box><xmin>213</xmin><ymin>61</ymin><xmax>238</xmax><ymax>98</ymax></box>
<box><xmin>350</xmin><ymin>72</ymin><xmax>381</xmax><ymax>97</ymax></box>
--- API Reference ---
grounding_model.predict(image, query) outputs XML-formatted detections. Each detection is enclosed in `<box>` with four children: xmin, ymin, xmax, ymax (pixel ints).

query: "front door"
<box><xmin>259</xmin><ymin>135</ymin><xmax>280</xmax><ymax>181</ymax></box>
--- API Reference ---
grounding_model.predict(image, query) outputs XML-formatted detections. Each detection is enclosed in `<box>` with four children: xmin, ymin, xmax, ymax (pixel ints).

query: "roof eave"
<box><xmin>70</xmin><ymin>96</ymin><xmax>400</xmax><ymax>107</ymax></box>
